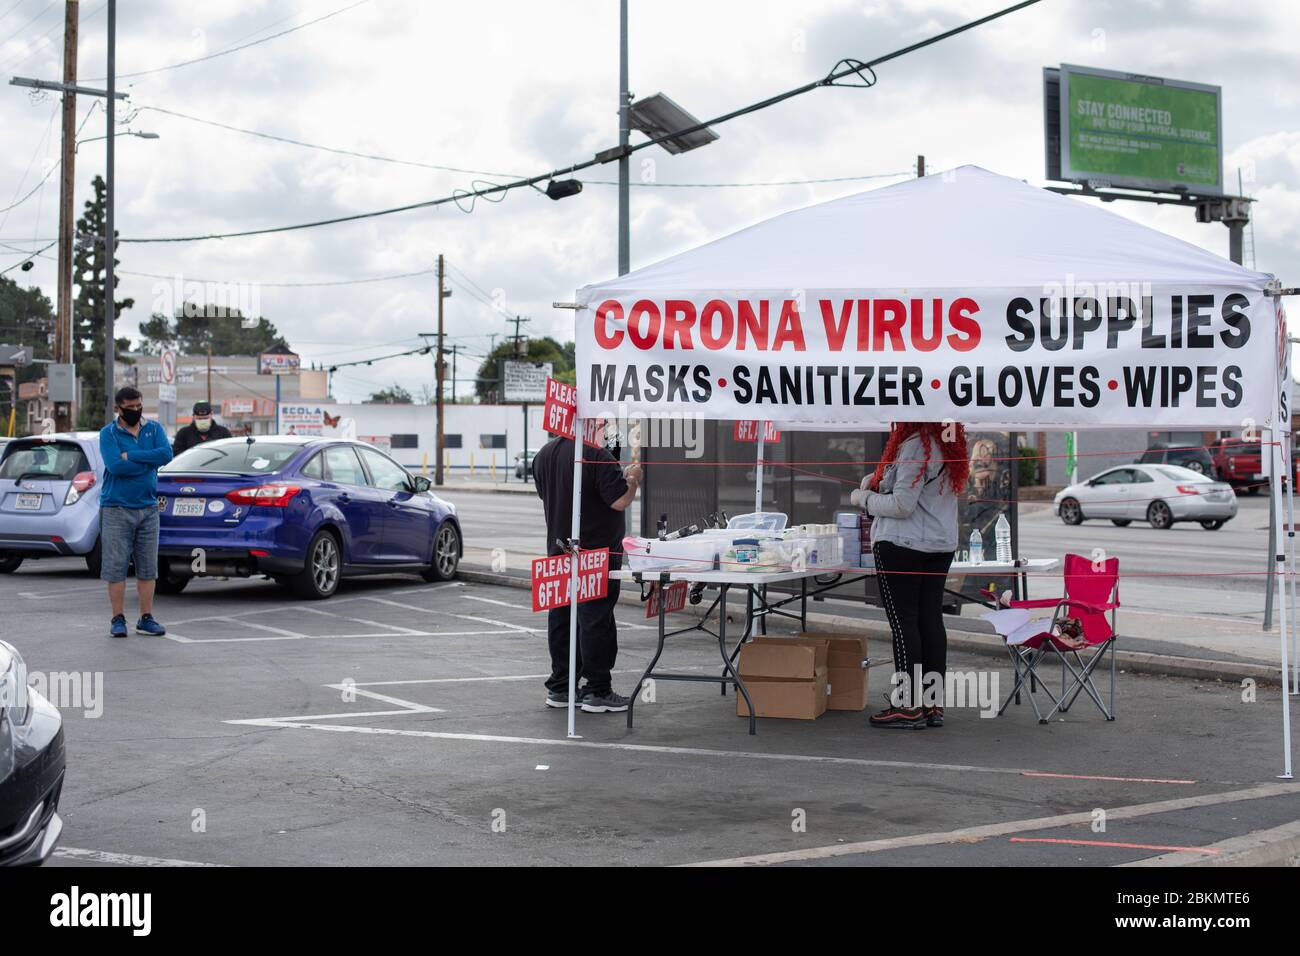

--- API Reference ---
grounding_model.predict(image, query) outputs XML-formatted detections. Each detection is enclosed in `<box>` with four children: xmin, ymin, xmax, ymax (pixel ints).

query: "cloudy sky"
<box><xmin>1</xmin><ymin>0</ymin><xmax>1296</xmax><ymax>401</ymax></box>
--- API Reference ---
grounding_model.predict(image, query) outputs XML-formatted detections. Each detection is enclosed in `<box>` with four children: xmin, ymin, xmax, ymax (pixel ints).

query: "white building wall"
<box><xmin>299</xmin><ymin>403</ymin><xmax>550</xmax><ymax>476</ymax></box>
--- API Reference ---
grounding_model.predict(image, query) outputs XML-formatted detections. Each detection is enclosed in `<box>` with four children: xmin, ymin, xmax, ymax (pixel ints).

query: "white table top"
<box><xmin>614</xmin><ymin>557</ymin><xmax>1058</xmax><ymax>586</ymax></box>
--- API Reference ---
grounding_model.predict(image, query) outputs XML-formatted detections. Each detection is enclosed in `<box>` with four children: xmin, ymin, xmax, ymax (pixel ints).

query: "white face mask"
<box><xmin>195</xmin><ymin>417</ymin><xmax>212</xmax><ymax>432</ymax></box>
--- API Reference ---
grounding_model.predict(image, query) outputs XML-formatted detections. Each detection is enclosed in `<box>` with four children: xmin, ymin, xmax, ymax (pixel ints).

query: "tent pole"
<box><xmin>754</xmin><ymin>422</ymin><xmax>764</xmax><ymax>513</ymax></box>
<box><xmin>1269</xmin><ymin>434</ymin><xmax>1294</xmax><ymax>778</ymax></box>
<box><xmin>1288</xmin><ymin>436</ymin><xmax>1299</xmax><ymax>695</ymax></box>
<box><xmin>567</xmin><ymin>421</ymin><xmax>584</xmax><ymax>739</ymax></box>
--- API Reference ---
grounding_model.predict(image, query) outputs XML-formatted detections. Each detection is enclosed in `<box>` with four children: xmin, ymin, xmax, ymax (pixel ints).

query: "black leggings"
<box><xmin>873</xmin><ymin>540</ymin><xmax>954</xmax><ymax>699</ymax></box>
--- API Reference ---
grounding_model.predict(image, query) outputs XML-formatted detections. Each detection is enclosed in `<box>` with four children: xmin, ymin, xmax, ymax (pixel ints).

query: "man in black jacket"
<box><xmin>172</xmin><ymin>401</ymin><xmax>232</xmax><ymax>454</ymax></box>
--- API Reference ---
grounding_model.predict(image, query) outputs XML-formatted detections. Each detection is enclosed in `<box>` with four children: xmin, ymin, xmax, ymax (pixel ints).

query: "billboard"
<box><xmin>258</xmin><ymin>350</ymin><xmax>301</xmax><ymax>375</ymax></box>
<box><xmin>1049</xmin><ymin>64</ymin><xmax>1222</xmax><ymax>195</ymax></box>
<box><xmin>502</xmin><ymin>361</ymin><xmax>553</xmax><ymax>402</ymax></box>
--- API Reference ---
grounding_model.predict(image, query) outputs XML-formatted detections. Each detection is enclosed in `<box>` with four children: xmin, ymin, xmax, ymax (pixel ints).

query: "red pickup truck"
<box><xmin>1210</xmin><ymin>439</ymin><xmax>1298</xmax><ymax>494</ymax></box>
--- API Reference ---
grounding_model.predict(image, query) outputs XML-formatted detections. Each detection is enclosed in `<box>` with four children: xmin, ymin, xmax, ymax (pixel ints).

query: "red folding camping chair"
<box><xmin>997</xmin><ymin>553</ymin><xmax>1119</xmax><ymax>724</ymax></box>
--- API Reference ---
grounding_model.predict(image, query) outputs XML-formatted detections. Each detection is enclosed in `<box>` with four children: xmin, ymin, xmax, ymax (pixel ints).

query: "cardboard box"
<box><xmin>737</xmin><ymin>665</ymin><xmax>829</xmax><ymax>720</ymax></box>
<box><xmin>741</xmin><ymin>638</ymin><xmax>829</xmax><ymax>676</ymax></box>
<box><xmin>797</xmin><ymin>632</ymin><xmax>870</xmax><ymax>711</ymax></box>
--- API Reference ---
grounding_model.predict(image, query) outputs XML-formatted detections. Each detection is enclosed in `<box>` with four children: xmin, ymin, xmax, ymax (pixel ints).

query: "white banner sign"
<box><xmin>576</xmin><ymin>288</ymin><xmax>1276</xmax><ymax>430</ymax></box>
<box><xmin>503</xmin><ymin>361</ymin><xmax>553</xmax><ymax>402</ymax></box>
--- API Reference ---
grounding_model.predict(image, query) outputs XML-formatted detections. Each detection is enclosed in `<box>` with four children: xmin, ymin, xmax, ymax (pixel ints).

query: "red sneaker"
<box><xmin>868</xmin><ymin>705</ymin><xmax>927</xmax><ymax>729</ymax></box>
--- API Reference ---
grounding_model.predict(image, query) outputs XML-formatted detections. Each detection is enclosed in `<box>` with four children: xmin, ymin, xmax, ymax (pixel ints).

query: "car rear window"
<box><xmin>164</xmin><ymin>441</ymin><xmax>302</xmax><ymax>475</ymax></box>
<box><xmin>1156</xmin><ymin>465</ymin><xmax>1211</xmax><ymax>483</ymax></box>
<box><xmin>0</xmin><ymin>440</ymin><xmax>90</xmax><ymax>480</ymax></box>
<box><xmin>1224</xmin><ymin>444</ymin><xmax>1262</xmax><ymax>456</ymax></box>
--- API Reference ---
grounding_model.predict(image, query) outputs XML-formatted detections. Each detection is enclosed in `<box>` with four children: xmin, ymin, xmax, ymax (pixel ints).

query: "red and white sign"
<box><xmin>159</xmin><ymin>350</ymin><xmax>177</xmax><ymax>386</ymax></box>
<box><xmin>733</xmin><ymin>420</ymin><xmax>780</xmax><ymax>443</ymax></box>
<box><xmin>542</xmin><ymin>376</ymin><xmax>606</xmax><ymax>448</ymax></box>
<box><xmin>543</xmin><ymin>377</ymin><xmax>578</xmax><ymax>438</ymax></box>
<box><xmin>645</xmin><ymin>580</ymin><xmax>689</xmax><ymax>618</ymax></box>
<box><xmin>531</xmin><ymin>548</ymin><xmax>611</xmax><ymax>612</ymax></box>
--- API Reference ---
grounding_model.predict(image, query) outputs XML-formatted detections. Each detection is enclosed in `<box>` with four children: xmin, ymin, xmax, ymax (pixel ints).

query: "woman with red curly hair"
<box><xmin>850</xmin><ymin>421</ymin><xmax>969</xmax><ymax>730</ymax></box>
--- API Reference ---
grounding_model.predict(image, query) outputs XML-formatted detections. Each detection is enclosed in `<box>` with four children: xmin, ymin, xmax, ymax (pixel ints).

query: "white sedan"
<box><xmin>1054</xmin><ymin>463</ymin><xmax>1237</xmax><ymax>530</ymax></box>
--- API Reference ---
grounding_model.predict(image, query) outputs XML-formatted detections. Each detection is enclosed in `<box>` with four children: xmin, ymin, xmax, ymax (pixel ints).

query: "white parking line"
<box><xmin>297</xmin><ymin>605</ymin><xmax>426</xmax><ymax>635</ymax></box>
<box><xmin>683</xmin><ymin>783</ymin><xmax>1300</xmax><ymax>866</ymax></box>
<box><xmin>52</xmin><ymin>846</ymin><xmax>226</xmax><ymax>867</ymax></box>
<box><xmin>167</xmin><ymin>628</ymin><xmax>526</xmax><ymax>644</ymax></box>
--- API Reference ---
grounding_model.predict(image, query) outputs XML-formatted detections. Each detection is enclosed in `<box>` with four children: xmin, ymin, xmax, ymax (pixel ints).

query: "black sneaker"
<box><xmin>925</xmin><ymin>706</ymin><xmax>944</xmax><ymax>727</ymax></box>
<box><xmin>545</xmin><ymin>691</ymin><xmax>569</xmax><ymax>708</ymax></box>
<box><xmin>579</xmin><ymin>690</ymin><xmax>630</xmax><ymax>713</ymax></box>
<box><xmin>868</xmin><ymin>705</ymin><xmax>927</xmax><ymax>729</ymax></box>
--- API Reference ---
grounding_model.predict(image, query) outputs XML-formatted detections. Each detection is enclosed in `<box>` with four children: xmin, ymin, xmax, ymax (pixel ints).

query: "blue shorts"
<box><xmin>99</xmin><ymin>506</ymin><xmax>160</xmax><ymax>582</ymax></box>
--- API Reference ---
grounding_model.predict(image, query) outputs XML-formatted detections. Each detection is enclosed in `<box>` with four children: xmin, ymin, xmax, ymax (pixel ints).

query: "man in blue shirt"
<box><xmin>98</xmin><ymin>386</ymin><xmax>173</xmax><ymax>638</ymax></box>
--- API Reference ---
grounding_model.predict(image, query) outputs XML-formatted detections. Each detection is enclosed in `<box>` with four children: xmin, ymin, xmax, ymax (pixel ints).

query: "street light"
<box><xmin>74</xmin><ymin>130</ymin><xmax>159</xmax><ymax>153</ymax></box>
<box><xmin>627</xmin><ymin>93</ymin><xmax>719</xmax><ymax>154</ymax></box>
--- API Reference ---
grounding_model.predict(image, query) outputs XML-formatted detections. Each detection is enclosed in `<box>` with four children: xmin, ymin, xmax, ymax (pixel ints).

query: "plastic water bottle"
<box><xmin>995</xmin><ymin>513</ymin><xmax>1012</xmax><ymax>564</ymax></box>
<box><xmin>969</xmin><ymin>528</ymin><xmax>984</xmax><ymax>564</ymax></box>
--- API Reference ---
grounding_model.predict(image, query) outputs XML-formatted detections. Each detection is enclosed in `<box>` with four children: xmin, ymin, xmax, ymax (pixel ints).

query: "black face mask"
<box><xmin>119</xmin><ymin>407</ymin><xmax>142</xmax><ymax>426</ymax></box>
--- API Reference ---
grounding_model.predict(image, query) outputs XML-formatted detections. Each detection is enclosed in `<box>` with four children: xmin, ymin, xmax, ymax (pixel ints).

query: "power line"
<box><xmin>0</xmin><ymin>0</ymin><xmax>104</xmax><ymax>75</ymax></box>
<box><xmin>119</xmin><ymin>265</ymin><xmax>437</xmax><ymax>288</ymax></box>
<box><xmin>112</xmin><ymin>0</ymin><xmax>1042</xmax><ymax>245</ymax></box>
<box><xmin>130</xmin><ymin>102</ymin><xmax>911</xmax><ymax>189</ymax></box>
<box><xmin>85</xmin><ymin>0</ymin><xmax>371</xmax><ymax>81</ymax></box>
<box><xmin>0</xmin><ymin>237</ymin><xmax>54</xmax><ymax>275</ymax></box>
<box><xmin>0</xmin><ymin>0</ymin><xmax>55</xmax><ymax>48</ymax></box>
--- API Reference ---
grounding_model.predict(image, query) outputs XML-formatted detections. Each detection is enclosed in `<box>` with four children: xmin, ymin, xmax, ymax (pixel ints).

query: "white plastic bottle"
<box><xmin>995</xmin><ymin>512</ymin><xmax>1012</xmax><ymax>564</ymax></box>
<box><xmin>969</xmin><ymin>528</ymin><xmax>984</xmax><ymax>564</ymax></box>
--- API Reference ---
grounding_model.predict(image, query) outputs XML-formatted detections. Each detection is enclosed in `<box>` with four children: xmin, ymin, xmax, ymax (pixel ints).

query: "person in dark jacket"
<box><xmin>172</xmin><ymin>401</ymin><xmax>232</xmax><ymax>454</ymax></box>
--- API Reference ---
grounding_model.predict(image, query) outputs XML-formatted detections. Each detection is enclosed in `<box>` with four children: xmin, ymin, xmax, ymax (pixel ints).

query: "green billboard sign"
<box><xmin>1058</xmin><ymin>64</ymin><xmax>1222</xmax><ymax>194</ymax></box>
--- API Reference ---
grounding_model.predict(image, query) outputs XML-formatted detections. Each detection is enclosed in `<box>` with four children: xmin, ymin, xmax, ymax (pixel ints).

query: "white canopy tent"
<box><xmin>565</xmin><ymin>165</ymin><xmax>1292</xmax><ymax>774</ymax></box>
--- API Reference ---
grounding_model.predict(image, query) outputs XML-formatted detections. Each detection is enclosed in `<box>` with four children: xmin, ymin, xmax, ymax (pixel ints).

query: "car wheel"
<box><xmin>1111</xmin><ymin>519</ymin><xmax>1131</xmax><ymax>527</ymax></box>
<box><xmin>0</xmin><ymin>553</ymin><xmax>23</xmax><ymax>574</ymax></box>
<box><xmin>155</xmin><ymin>570</ymin><xmax>191</xmax><ymax>594</ymax></box>
<box><xmin>84</xmin><ymin>537</ymin><xmax>102</xmax><ymax>577</ymax></box>
<box><xmin>421</xmin><ymin>521</ymin><xmax>461</xmax><ymax>582</ymax></box>
<box><xmin>1200</xmin><ymin>519</ymin><xmax>1226</xmax><ymax>530</ymax></box>
<box><xmin>1059</xmin><ymin>498</ymin><xmax>1083</xmax><ymax>525</ymax></box>
<box><xmin>1185</xmin><ymin>460</ymin><xmax>1205</xmax><ymax>474</ymax></box>
<box><xmin>1247</xmin><ymin>485</ymin><xmax>1261</xmax><ymax>496</ymax></box>
<box><xmin>292</xmin><ymin>530</ymin><xmax>341</xmax><ymax>599</ymax></box>
<box><xmin>1147</xmin><ymin>500</ymin><xmax>1173</xmax><ymax>530</ymax></box>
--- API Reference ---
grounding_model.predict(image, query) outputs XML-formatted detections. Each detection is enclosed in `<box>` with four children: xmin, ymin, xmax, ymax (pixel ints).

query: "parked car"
<box><xmin>156</xmin><ymin>436</ymin><xmax>462</xmax><ymax>599</ymax></box>
<box><xmin>0</xmin><ymin>640</ymin><xmax>65</xmax><ymax>867</ymax></box>
<box><xmin>1136</xmin><ymin>441</ymin><xmax>1215</xmax><ymax>476</ymax></box>
<box><xmin>1055</xmin><ymin>463</ymin><xmax>1237</xmax><ymax>530</ymax></box>
<box><xmin>1210</xmin><ymin>438</ymin><xmax>1265</xmax><ymax>494</ymax></box>
<box><xmin>0</xmin><ymin>432</ymin><xmax>105</xmax><ymax>575</ymax></box>
<box><xmin>514</xmin><ymin>449</ymin><xmax>537</xmax><ymax>480</ymax></box>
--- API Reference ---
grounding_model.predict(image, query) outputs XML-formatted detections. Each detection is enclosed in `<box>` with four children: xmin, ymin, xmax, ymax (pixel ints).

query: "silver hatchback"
<box><xmin>1054</xmin><ymin>463</ymin><xmax>1237</xmax><ymax>530</ymax></box>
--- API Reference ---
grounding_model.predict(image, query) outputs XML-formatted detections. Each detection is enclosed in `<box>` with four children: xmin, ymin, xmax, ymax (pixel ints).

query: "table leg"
<box><xmin>718</xmin><ymin>585</ymin><xmax>756</xmax><ymax>734</ymax></box>
<box><xmin>724</xmin><ymin>585</ymin><xmax>756</xmax><ymax>696</ymax></box>
<box><xmin>800</xmin><ymin>576</ymin><xmax>807</xmax><ymax>630</ymax></box>
<box><xmin>626</xmin><ymin>574</ymin><xmax>670</xmax><ymax>730</ymax></box>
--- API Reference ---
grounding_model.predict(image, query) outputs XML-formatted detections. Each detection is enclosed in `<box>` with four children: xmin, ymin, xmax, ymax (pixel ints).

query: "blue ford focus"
<box><xmin>155</xmin><ymin>436</ymin><xmax>461</xmax><ymax>599</ymax></box>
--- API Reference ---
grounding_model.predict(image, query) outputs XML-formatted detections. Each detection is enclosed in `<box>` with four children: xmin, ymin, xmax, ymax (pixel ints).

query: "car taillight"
<box><xmin>64</xmin><ymin>470</ymin><xmax>96</xmax><ymax>505</ymax></box>
<box><xmin>225</xmin><ymin>484</ymin><xmax>302</xmax><ymax>507</ymax></box>
<box><xmin>1176</xmin><ymin>484</ymin><xmax>1204</xmax><ymax>496</ymax></box>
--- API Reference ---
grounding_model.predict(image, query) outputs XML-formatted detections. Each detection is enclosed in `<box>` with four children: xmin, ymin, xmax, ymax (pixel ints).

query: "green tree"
<box><xmin>0</xmin><ymin>276</ymin><xmax>54</xmax><ymax>431</ymax></box>
<box><xmin>368</xmin><ymin>384</ymin><xmax>413</xmax><ymax>404</ymax></box>
<box><xmin>73</xmin><ymin>174</ymin><xmax>134</xmax><ymax>428</ymax></box>
<box><xmin>138</xmin><ymin>307</ymin><xmax>289</xmax><ymax>356</ymax></box>
<box><xmin>474</xmin><ymin>335</ymin><xmax>573</xmax><ymax>402</ymax></box>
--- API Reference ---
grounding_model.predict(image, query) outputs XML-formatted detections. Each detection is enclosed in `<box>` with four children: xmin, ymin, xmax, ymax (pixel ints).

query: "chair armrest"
<box><xmin>1008</xmin><ymin>597</ymin><xmax>1061</xmax><ymax>610</ymax></box>
<box><xmin>1061</xmin><ymin>598</ymin><xmax>1119</xmax><ymax>615</ymax></box>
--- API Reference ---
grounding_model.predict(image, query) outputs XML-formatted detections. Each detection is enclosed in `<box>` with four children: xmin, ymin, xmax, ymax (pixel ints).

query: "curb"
<box><xmin>458</xmin><ymin>567</ymin><xmax>1285</xmax><ymax>687</ymax></box>
<box><xmin>1123</xmin><ymin>819</ymin><xmax>1300</xmax><ymax>867</ymax></box>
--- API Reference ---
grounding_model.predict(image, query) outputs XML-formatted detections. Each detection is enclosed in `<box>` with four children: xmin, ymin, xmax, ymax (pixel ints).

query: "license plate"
<box><xmin>172</xmin><ymin>497</ymin><xmax>206</xmax><ymax>517</ymax></box>
<box><xmin>15</xmin><ymin>493</ymin><xmax>42</xmax><ymax>511</ymax></box>
<box><xmin>1253</xmin><ymin>473</ymin><xmax>1265</xmax><ymax>480</ymax></box>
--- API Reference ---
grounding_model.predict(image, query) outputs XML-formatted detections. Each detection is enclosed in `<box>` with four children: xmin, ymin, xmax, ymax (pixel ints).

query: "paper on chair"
<box><xmin>981</xmin><ymin>608</ymin><xmax>1052</xmax><ymax>646</ymax></box>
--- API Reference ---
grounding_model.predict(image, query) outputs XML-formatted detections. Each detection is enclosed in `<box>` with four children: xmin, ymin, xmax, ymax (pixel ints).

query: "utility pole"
<box><xmin>508</xmin><ymin>315</ymin><xmax>530</xmax><ymax>357</ymax></box>
<box><xmin>206</xmin><ymin>344</ymin><xmax>212</xmax><ymax>403</ymax></box>
<box><xmin>435</xmin><ymin>254</ymin><xmax>446</xmax><ymax>486</ymax></box>
<box><xmin>446</xmin><ymin>344</ymin><xmax>460</xmax><ymax>402</ymax></box>
<box><xmin>53</xmin><ymin>0</ymin><xmax>79</xmax><ymax>433</ymax></box>
<box><xmin>102</xmin><ymin>0</ymin><xmax>116</xmax><ymax>422</ymax></box>
<box><xmin>618</xmin><ymin>0</ymin><xmax>630</xmax><ymax>276</ymax></box>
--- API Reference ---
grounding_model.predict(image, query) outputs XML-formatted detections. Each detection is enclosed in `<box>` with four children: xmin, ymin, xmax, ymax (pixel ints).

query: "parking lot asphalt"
<box><xmin>3</xmin><ymin>556</ymin><xmax>1297</xmax><ymax>867</ymax></box>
